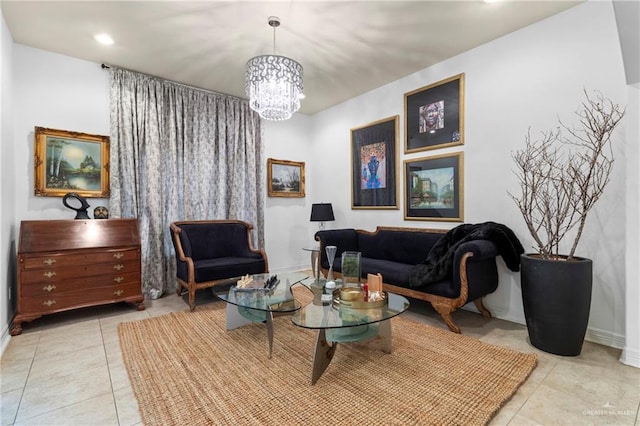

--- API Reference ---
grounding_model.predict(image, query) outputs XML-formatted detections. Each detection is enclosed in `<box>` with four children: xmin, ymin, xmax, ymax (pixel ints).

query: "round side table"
<box><xmin>302</xmin><ymin>246</ymin><xmax>321</xmax><ymax>280</ymax></box>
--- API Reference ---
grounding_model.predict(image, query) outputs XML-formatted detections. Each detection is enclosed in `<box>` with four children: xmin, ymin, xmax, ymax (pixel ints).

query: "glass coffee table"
<box><xmin>292</xmin><ymin>278</ymin><xmax>410</xmax><ymax>384</ymax></box>
<box><xmin>212</xmin><ymin>272</ymin><xmax>307</xmax><ymax>358</ymax></box>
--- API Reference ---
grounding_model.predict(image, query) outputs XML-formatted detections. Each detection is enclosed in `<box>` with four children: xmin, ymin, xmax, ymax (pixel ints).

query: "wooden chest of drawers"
<box><xmin>11</xmin><ymin>218</ymin><xmax>145</xmax><ymax>335</ymax></box>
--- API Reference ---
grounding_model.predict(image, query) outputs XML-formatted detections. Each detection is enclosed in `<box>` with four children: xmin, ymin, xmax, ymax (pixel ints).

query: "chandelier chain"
<box><xmin>268</xmin><ymin>16</ymin><xmax>280</xmax><ymax>55</ymax></box>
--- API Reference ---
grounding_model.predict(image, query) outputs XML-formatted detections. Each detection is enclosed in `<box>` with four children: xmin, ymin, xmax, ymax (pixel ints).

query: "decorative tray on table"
<box><xmin>331</xmin><ymin>287</ymin><xmax>388</xmax><ymax>309</ymax></box>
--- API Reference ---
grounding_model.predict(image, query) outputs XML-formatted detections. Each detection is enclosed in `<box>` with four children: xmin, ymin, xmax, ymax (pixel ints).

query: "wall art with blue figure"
<box><xmin>360</xmin><ymin>142</ymin><xmax>386</xmax><ymax>190</ymax></box>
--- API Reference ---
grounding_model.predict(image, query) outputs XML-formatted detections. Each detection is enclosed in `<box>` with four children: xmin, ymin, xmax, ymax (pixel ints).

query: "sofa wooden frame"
<box><xmin>317</xmin><ymin>226</ymin><xmax>492</xmax><ymax>333</ymax></box>
<box><xmin>170</xmin><ymin>220</ymin><xmax>269</xmax><ymax>310</ymax></box>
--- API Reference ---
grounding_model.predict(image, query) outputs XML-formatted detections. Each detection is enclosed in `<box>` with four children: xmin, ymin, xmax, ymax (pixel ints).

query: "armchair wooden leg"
<box><xmin>188</xmin><ymin>288</ymin><xmax>196</xmax><ymax>311</ymax></box>
<box><xmin>473</xmin><ymin>298</ymin><xmax>492</xmax><ymax>318</ymax></box>
<box><xmin>431</xmin><ymin>302</ymin><xmax>461</xmax><ymax>334</ymax></box>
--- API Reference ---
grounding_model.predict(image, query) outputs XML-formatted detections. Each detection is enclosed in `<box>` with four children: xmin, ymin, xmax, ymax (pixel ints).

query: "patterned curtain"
<box><xmin>109</xmin><ymin>68</ymin><xmax>264</xmax><ymax>299</ymax></box>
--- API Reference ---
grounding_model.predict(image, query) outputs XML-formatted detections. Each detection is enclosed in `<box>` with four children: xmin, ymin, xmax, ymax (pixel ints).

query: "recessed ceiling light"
<box><xmin>94</xmin><ymin>33</ymin><xmax>114</xmax><ymax>46</ymax></box>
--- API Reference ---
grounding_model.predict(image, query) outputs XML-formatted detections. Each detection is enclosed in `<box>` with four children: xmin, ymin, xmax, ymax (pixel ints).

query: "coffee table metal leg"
<box><xmin>266</xmin><ymin>311</ymin><xmax>274</xmax><ymax>359</ymax></box>
<box><xmin>311</xmin><ymin>328</ymin><xmax>337</xmax><ymax>385</ymax></box>
<box><xmin>378</xmin><ymin>319</ymin><xmax>392</xmax><ymax>353</ymax></box>
<box><xmin>311</xmin><ymin>251</ymin><xmax>319</xmax><ymax>280</ymax></box>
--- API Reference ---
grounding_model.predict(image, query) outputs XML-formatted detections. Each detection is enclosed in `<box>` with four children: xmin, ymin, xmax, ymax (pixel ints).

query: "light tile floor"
<box><xmin>2</xmin><ymin>272</ymin><xmax>639</xmax><ymax>425</ymax></box>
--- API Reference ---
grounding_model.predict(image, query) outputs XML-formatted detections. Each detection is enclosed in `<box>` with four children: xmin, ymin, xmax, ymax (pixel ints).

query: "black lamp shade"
<box><xmin>310</xmin><ymin>203</ymin><xmax>335</xmax><ymax>222</ymax></box>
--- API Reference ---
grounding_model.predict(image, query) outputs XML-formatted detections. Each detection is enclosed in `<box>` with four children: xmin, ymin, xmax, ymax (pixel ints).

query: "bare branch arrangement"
<box><xmin>509</xmin><ymin>90</ymin><xmax>625</xmax><ymax>260</ymax></box>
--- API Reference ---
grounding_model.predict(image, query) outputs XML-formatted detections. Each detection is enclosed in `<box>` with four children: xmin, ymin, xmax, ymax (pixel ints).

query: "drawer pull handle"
<box><xmin>42</xmin><ymin>284</ymin><xmax>57</xmax><ymax>292</ymax></box>
<box><xmin>42</xmin><ymin>300</ymin><xmax>56</xmax><ymax>307</ymax></box>
<box><xmin>113</xmin><ymin>290</ymin><xmax>124</xmax><ymax>296</ymax></box>
<box><xmin>43</xmin><ymin>258</ymin><xmax>56</xmax><ymax>265</ymax></box>
<box><xmin>113</xmin><ymin>264</ymin><xmax>124</xmax><ymax>271</ymax></box>
<box><xmin>114</xmin><ymin>276</ymin><xmax>124</xmax><ymax>283</ymax></box>
<box><xmin>113</xmin><ymin>253</ymin><xmax>124</xmax><ymax>259</ymax></box>
<box><xmin>43</xmin><ymin>271</ymin><xmax>56</xmax><ymax>278</ymax></box>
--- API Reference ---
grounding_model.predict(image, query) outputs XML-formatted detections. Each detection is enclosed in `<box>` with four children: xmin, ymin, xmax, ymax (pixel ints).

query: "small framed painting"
<box><xmin>350</xmin><ymin>115</ymin><xmax>399</xmax><ymax>209</ymax></box>
<box><xmin>267</xmin><ymin>158</ymin><xmax>305</xmax><ymax>197</ymax></box>
<box><xmin>34</xmin><ymin>127</ymin><xmax>110</xmax><ymax>198</ymax></box>
<box><xmin>404</xmin><ymin>73</ymin><xmax>464</xmax><ymax>153</ymax></box>
<box><xmin>404</xmin><ymin>152</ymin><xmax>464</xmax><ymax>222</ymax></box>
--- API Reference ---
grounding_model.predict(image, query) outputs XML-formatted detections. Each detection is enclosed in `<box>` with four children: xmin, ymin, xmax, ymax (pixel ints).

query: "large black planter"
<box><xmin>520</xmin><ymin>254</ymin><xmax>592</xmax><ymax>356</ymax></box>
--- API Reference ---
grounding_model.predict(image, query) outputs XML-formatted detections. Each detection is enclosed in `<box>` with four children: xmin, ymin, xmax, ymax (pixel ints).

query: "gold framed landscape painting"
<box><xmin>34</xmin><ymin>127</ymin><xmax>110</xmax><ymax>198</ymax></box>
<box><xmin>267</xmin><ymin>158</ymin><xmax>305</xmax><ymax>198</ymax></box>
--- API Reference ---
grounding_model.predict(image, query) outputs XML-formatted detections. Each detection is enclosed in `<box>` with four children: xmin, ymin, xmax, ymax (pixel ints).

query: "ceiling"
<box><xmin>2</xmin><ymin>1</ymin><xmax>583</xmax><ymax>115</ymax></box>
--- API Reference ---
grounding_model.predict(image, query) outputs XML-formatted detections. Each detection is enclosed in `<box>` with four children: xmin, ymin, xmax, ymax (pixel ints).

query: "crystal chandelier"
<box><xmin>245</xmin><ymin>16</ymin><xmax>304</xmax><ymax>121</ymax></box>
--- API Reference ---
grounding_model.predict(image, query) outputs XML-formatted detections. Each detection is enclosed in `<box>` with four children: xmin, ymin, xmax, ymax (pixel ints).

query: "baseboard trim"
<box><xmin>585</xmin><ymin>326</ymin><xmax>625</xmax><ymax>350</ymax></box>
<box><xmin>463</xmin><ymin>305</ymin><xmax>626</xmax><ymax>350</ymax></box>
<box><xmin>272</xmin><ymin>264</ymin><xmax>309</xmax><ymax>275</ymax></box>
<box><xmin>620</xmin><ymin>347</ymin><xmax>640</xmax><ymax>368</ymax></box>
<box><xmin>0</xmin><ymin>324</ymin><xmax>11</xmax><ymax>358</ymax></box>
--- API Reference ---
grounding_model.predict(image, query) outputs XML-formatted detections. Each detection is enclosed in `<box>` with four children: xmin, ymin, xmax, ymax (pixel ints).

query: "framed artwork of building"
<box><xmin>404</xmin><ymin>152</ymin><xmax>464</xmax><ymax>221</ymax></box>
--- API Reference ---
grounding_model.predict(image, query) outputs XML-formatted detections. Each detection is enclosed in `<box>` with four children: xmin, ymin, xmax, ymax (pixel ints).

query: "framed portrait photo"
<box><xmin>34</xmin><ymin>127</ymin><xmax>110</xmax><ymax>198</ymax></box>
<box><xmin>351</xmin><ymin>115</ymin><xmax>399</xmax><ymax>209</ymax></box>
<box><xmin>267</xmin><ymin>158</ymin><xmax>305</xmax><ymax>198</ymax></box>
<box><xmin>404</xmin><ymin>73</ymin><xmax>464</xmax><ymax>153</ymax></box>
<box><xmin>404</xmin><ymin>152</ymin><xmax>464</xmax><ymax>222</ymax></box>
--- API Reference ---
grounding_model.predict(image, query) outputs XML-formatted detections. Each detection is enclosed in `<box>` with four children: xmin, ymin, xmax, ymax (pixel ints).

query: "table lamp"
<box><xmin>310</xmin><ymin>203</ymin><xmax>335</xmax><ymax>231</ymax></box>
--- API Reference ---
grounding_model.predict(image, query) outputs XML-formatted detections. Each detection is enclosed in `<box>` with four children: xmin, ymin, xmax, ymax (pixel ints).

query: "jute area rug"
<box><xmin>118</xmin><ymin>301</ymin><xmax>536</xmax><ymax>426</ymax></box>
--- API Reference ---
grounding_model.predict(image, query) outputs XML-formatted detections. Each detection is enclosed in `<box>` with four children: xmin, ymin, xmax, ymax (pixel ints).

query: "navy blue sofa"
<box><xmin>315</xmin><ymin>226</ymin><xmax>502</xmax><ymax>333</ymax></box>
<box><xmin>170</xmin><ymin>220</ymin><xmax>268</xmax><ymax>310</ymax></box>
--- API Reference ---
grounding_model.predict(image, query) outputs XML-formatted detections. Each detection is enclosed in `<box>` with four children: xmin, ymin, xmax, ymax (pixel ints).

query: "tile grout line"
<box><xmin>15</xmin><ymin>318</ymin><xmax>119</xmax><ymax>424</ymax></box>
<box><xmin>507</xmin><ymin>357</ymin><xmax>559</xmax><ymax>425</ymax></box>
<box><xmin>10</xmin><ymin>332</ymin><xmax>41</xmax><ymax>426</ymax></box>
<box><xmin>100</xmin><ymin>316</ymin><xmax>122</xmax><ymax>426</ymax></box>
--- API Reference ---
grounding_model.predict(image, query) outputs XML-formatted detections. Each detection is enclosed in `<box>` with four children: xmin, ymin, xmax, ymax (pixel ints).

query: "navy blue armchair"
<box><xmin>170</xmin><ymin>220</ymin><xmax>268</xmax><ymax>310</ymax></box>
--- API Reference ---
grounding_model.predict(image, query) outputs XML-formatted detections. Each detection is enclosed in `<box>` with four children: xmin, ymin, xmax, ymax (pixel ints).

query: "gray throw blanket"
<box><xmin>409</xmin><ymin>222</ymin><xmax>524</xmax><ymax>289</ymax></box>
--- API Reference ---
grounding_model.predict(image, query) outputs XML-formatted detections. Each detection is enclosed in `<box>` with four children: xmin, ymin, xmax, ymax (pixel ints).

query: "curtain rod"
<box><xmin>100</xmin><ymin>63</ymin><xmax>245</xmax><ymax>102</ymax></box>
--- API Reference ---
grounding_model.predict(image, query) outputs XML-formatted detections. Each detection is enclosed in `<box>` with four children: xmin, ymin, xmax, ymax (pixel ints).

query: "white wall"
<box><xmin>263</xmin><ymin>114</ymin><xmax>316</xmax><ymax>273</ymax></box>
<box><xmin>1</xmin><ymin>0</ymin><xmax>636</xmax><ymax>356</ymax></box>
<box><xmin>13</xmin><ymin>46</ymin><xmax>110</xmax><ymax>221</ymax></box>
<box><xmin>0</xmin><ymin>9</ymin><xmax>16</xmax><ymax>353</ymax></box>
<box><xmin>309</xmin><ymin>0</ymin><xmax>630</xmax><ymax>348</ymax></box>
<box><xmin>622</xmin><ymin>84</ymin><xmax>640</xmax><ymax>367</ymax></box>
<box><xmin>1</xmin><ymin>45</ymin><xmax>109</xmax><ymax>351</ymax></box>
